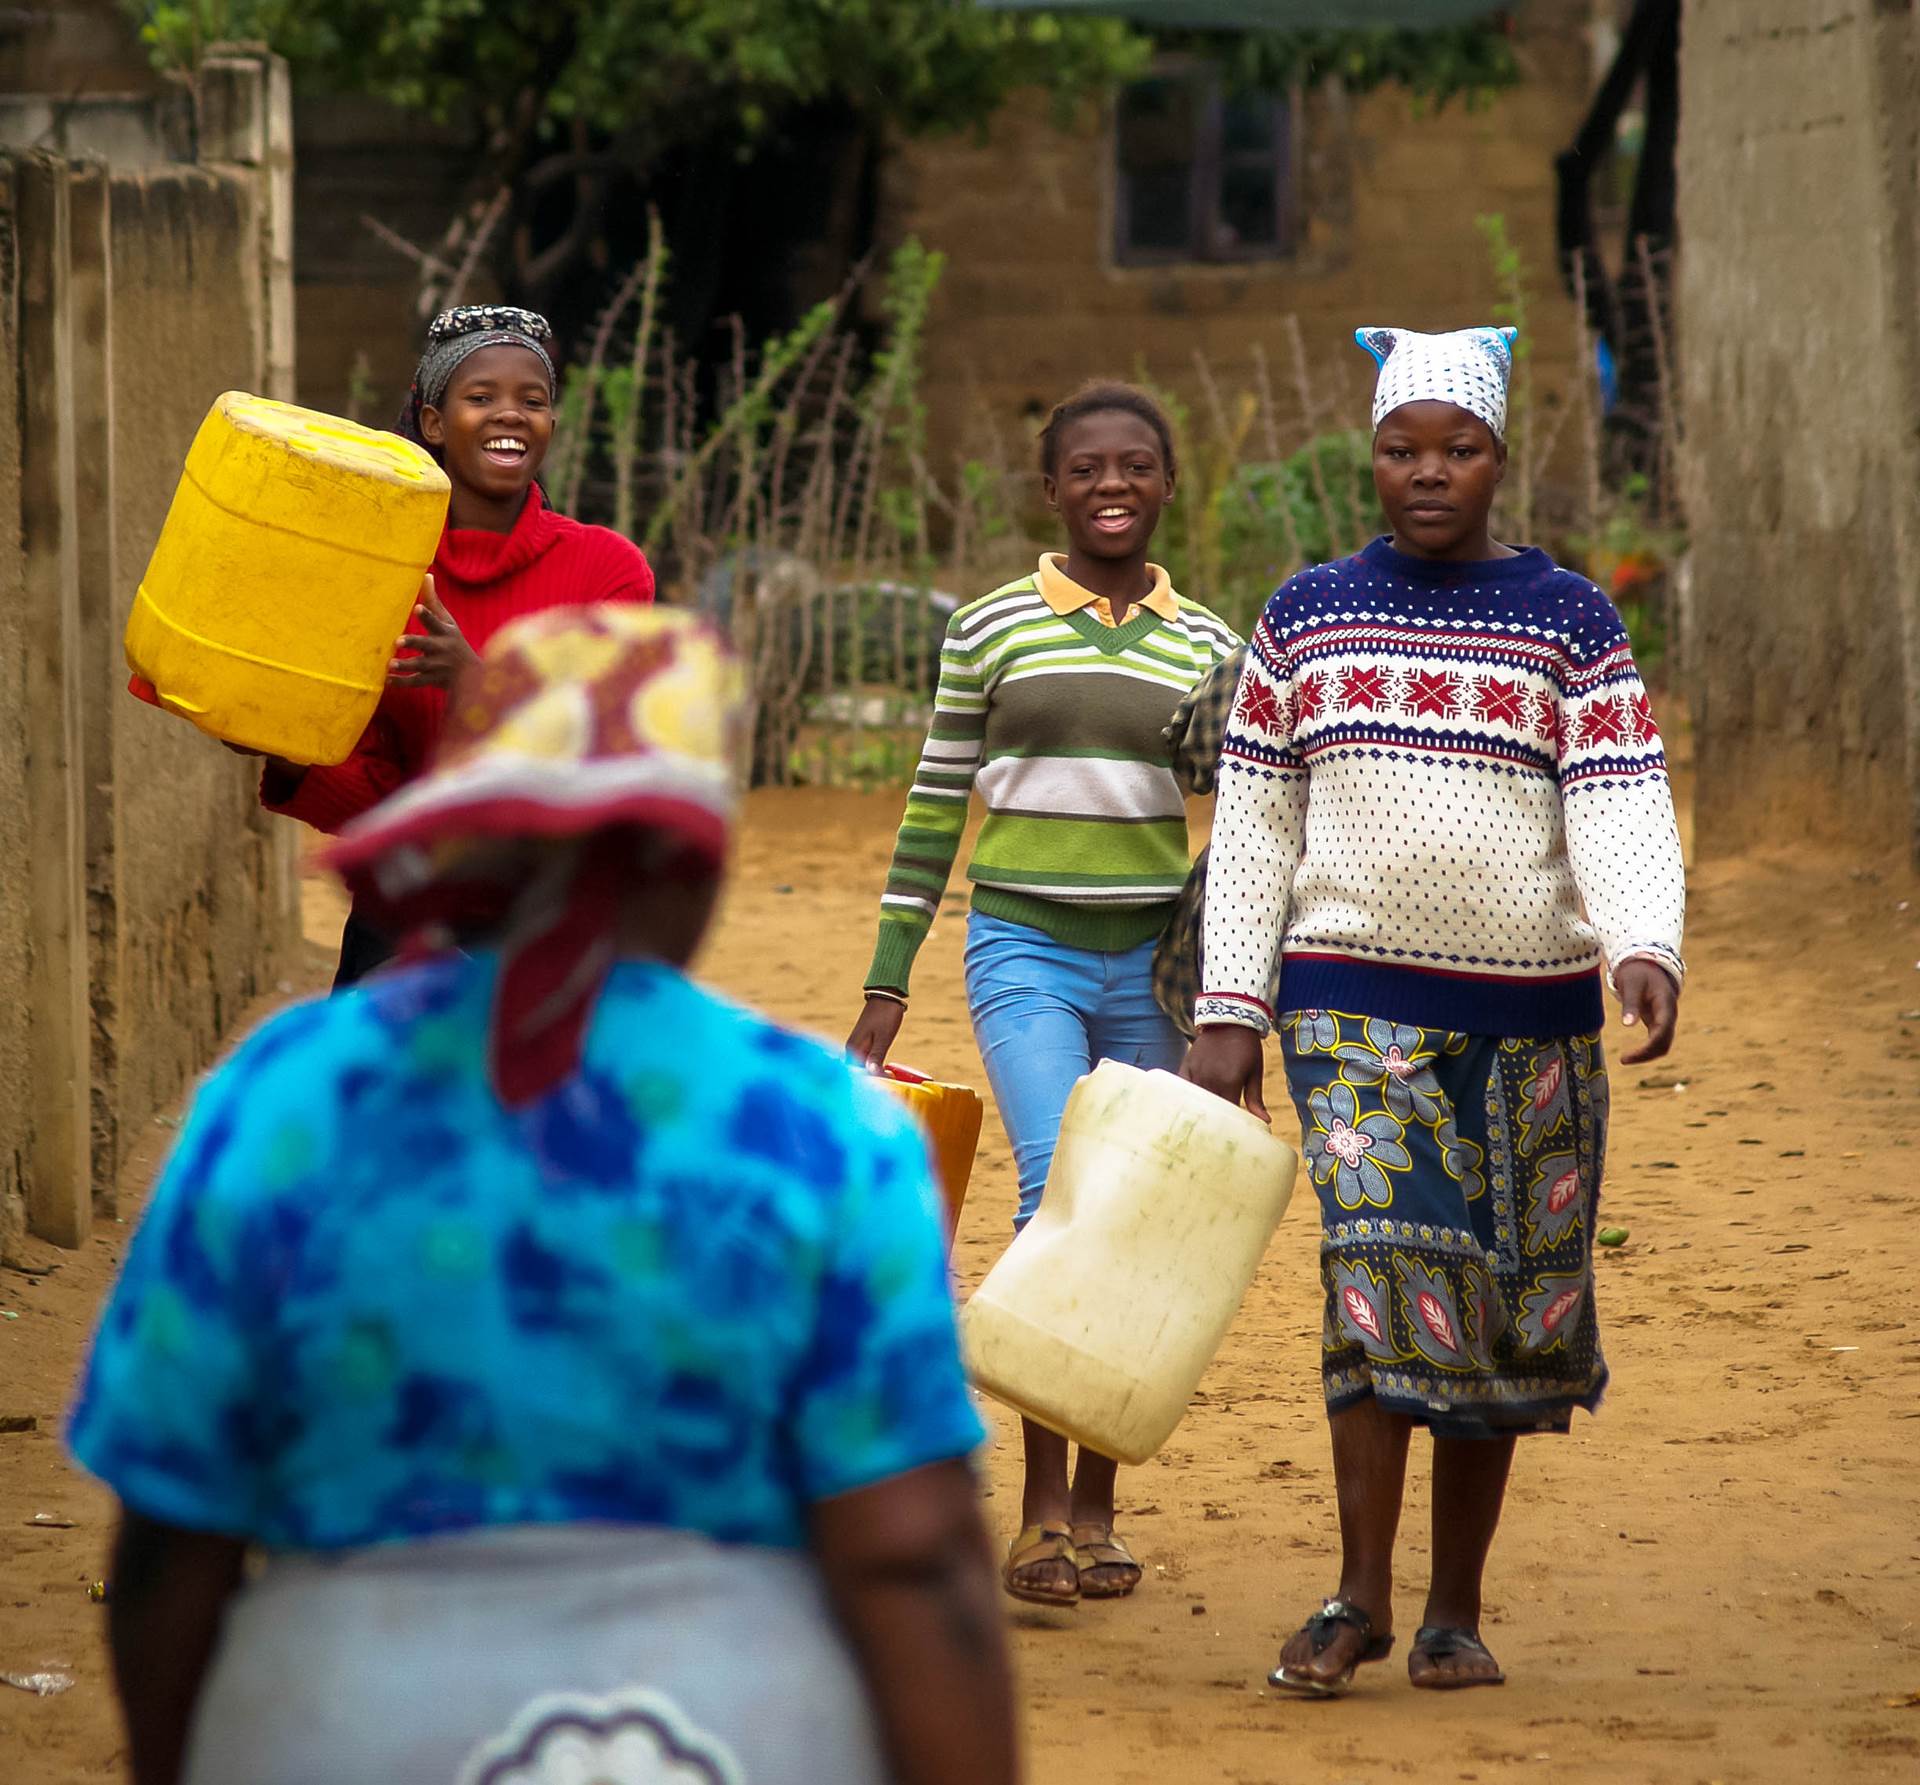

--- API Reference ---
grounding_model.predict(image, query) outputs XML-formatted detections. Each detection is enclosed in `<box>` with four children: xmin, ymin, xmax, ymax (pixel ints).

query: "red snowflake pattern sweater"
<box><xmin>1197</xmin><ymin>537</ymin><xmax>1685</xmax><ymax>1039</ymax></box>
<box><xmin>264</xmin><ymin>485</ymin><xmax>654</xmax><ymax>833</ymax></box>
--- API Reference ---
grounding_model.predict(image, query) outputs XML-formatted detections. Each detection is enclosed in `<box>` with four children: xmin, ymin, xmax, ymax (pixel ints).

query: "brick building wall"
<box><xmin>878</xmin><ymin>1</ymin><xmax>1598</xmax><ymax>468</ymax></box>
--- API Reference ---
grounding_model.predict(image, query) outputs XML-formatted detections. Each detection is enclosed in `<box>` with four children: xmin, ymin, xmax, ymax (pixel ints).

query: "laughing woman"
<box><xmin>255</xmin><ymin>305</ymin><xmax>654</xmax><ymax>986</ymax></box>
<box><xmin>847</xmin><ymin>382</ymin><xmax>1238</xmax><ymax>1609</ymax></box>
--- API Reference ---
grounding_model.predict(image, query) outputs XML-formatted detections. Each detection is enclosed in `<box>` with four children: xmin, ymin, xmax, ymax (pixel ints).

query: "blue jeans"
<box><xmin>964</xmin><ymin>911</ymin><xmax>1186</xmax><ymax>1229</ymax></box>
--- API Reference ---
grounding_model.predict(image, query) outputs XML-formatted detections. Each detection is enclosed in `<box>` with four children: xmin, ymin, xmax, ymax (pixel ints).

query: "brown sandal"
<box><xmin>1070</xmin><ymin>1522</ymin><xmax>1142</xmax><ymax>1599</ymax></box>
<box><xmin>1004</xmin><ymin>1521</ymin><xmax>1080</xmax><ymax>1606</ymax></box>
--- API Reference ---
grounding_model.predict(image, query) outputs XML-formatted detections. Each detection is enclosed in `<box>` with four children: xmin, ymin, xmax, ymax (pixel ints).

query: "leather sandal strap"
<box><xmin>1412</xmin><ymin>1624</ymin><xmax>1493</xmax><ymax>1662</ymax></box>
<box><xmin>1303</xmin><ymin>1597</ymin><xmax>1375</xmax><ymax>1656</ymax></box>
<box><xmin>1069</xmin><ymin>1524</ymin><xmax>1139</xmax><ymax>1570</ymax></box>
<box><xmin>1008</xmin><ymin>1521</ymin><xmax>1075</xmax><ymax>1569</ymax></box>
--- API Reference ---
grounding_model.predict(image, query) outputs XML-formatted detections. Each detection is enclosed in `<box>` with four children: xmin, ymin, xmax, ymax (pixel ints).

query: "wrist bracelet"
<box><xmin>864</xmin><ymin>988</ymin><xmax>908</xmax><ymax>1007</ymax></box>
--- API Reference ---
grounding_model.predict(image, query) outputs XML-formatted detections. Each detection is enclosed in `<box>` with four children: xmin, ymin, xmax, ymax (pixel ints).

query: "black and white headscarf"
<box><xmin>399</xmin><ymin>305</ymin><xmax>557</xmax><ymax>447</ymax></box>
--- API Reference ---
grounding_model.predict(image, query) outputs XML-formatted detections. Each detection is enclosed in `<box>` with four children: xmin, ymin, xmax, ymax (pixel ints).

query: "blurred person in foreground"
<box><xmin>69</xmin><ymin>606</ymin><xmax>1014</xmax><ymax>1785</ymax></box>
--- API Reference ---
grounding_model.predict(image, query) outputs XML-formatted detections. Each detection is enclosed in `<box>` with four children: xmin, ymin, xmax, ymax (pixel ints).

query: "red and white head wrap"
<box><xmin>326</xmin><ymin>606</ymin><xmax>744</xmax><ymax>1105</ymax></box>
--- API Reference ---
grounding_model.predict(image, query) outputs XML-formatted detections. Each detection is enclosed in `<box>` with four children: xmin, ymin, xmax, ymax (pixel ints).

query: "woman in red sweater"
<box><xmin>261</xmin><ymin>305</ymin><xmax>655</xmax><ymax>984</ymax></box>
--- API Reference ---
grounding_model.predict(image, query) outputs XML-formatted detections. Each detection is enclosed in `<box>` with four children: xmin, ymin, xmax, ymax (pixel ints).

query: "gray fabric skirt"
<box><xmin>183</xmin><ymin>1524</ymin><xmax>891</xmax><ymax>1785</ymax></box>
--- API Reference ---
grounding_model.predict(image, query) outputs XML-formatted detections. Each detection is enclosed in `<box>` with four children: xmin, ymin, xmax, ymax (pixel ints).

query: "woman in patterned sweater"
<box><xmin>848</xmin><ymin>384</ymin><xmax>1238</xmax><ymax>1608</ymax></box>
<box><xmin>1185</xmin><ymin>326</ymin><xmax>1685</xmax><ymax>1696</ymax></box>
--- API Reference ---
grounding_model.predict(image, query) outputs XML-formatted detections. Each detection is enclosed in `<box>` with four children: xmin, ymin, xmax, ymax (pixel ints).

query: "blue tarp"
<box><xmin>974</xmin><ymin>2</ymin><xmax>1501</xmax><ymax>27</ymax></box>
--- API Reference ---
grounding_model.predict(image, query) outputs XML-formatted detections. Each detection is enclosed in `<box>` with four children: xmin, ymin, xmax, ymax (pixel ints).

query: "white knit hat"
<box><xmin>1356</xmin><ymin>326</ymin><xmax>1519</xmax><ymax>440</ymax></box>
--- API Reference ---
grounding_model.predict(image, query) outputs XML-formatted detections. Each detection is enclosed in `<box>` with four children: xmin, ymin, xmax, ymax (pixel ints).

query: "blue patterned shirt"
<box><xmin>68</xmin><ymin>955</ymin><xmax>983</xmax><ymax>1551</ymax></box>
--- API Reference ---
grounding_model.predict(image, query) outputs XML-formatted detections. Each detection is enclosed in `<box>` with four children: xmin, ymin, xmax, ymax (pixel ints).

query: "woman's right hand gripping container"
<box><xmin>124</xmin><ymin>392</ymin><xmax>451</xmax><ymax>764</ymax></box>
<box><xmin>960</xmin><ymin>1060</ymin><xmax>1297</xmax><ymax>1465</ymax></box>
<box><xmin>878</xmin><ymin>1064</ymin><xmax>983</xmax><ymax>1248</ymax></box>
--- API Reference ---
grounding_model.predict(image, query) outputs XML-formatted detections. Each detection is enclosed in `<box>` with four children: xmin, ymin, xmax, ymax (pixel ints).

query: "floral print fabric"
<box><xmin>69</xmin><ymin>955</ymin><xmax>983</xmax><ymax>1551</ymax></box>
<box><xmin>1281</xmin><ymin>1008</ymin><xmax>1609</xmax><ymax>1437</ymax></box>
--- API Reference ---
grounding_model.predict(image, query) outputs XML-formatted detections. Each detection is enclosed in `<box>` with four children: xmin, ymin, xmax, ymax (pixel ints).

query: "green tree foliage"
<box><xmin>126</xmin><ymin>2</ymin><xmax>1147</xmax><ymax>145</ymax></box>
<box><xmin>127</xmin><ymin>2</ymin><xmax>1514</xmax><ymax>147</ymax></box>
<box><xmin>1192</xmin><ymin>23</ymin><xmax>1518</xmax><ymax>108</ymax></box>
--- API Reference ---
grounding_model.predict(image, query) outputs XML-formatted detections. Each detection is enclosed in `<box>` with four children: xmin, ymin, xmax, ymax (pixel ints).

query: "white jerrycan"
<box><xmin>960</xmin><ymin>1060</ymin><xmax>1297</xmax><ymax>1465</ymax></box>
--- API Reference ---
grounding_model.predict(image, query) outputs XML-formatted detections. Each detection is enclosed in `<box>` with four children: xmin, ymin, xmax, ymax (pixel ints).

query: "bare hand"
<box><xmin>1180</xmin><ymin>1024</ymin><xmax>1270</xmax><ymax>1123</ymax></box>
<box><xmin>1615</xmin><ymin>959</ymin><xmax>1679</xmax><ymax>1065</ymax></box>
<box><xmin>847</xmin><ymin>996</ymin><xmax>906</xmax><ymax>1070</ymax></box>
<box><xmin>388</xmin><ymin>576</ymin><xmax>479</xmax><ymax>689</ymax></box>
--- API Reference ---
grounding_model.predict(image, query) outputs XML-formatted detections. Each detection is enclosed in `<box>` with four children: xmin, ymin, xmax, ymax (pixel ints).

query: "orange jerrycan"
<box><xmin>125</xmin><ymin>392</ymin><xmax>451</xmax><ymax>764</ymax></box>
<box><xmin>878</xmin><ymin>1065</ymin><xmax>983</xmax><ymax>1243</ymax></box>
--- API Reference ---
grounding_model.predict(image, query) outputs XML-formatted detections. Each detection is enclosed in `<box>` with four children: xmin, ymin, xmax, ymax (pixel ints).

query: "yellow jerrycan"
<box><xmin>125</xmin><ymin>392</ymin><xmax>451</xmax><ymax>764</ymax></box>
<box><xmin>878</xmin><ymin>1064</ymin><xmax>983</xmax><ymax>1246</ymax></box>
<box><xmin>960</xmin><ymin>1060</ymin><xmax>1296</xmax><ymax>1464</ymax></box>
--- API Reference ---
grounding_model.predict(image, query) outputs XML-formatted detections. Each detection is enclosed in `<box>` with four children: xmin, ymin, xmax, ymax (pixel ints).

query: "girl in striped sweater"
<box><xmin>848</xmin><ymin>384</ymin><xmax>1238</xmax><ymax>1609</ymax></box>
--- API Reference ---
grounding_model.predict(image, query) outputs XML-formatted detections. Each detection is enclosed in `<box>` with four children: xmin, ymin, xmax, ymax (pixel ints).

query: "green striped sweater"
<box><xmin>866</xmin><ymin>568</ymin><xmax>1239</xmax><ymax>994</ymax></box>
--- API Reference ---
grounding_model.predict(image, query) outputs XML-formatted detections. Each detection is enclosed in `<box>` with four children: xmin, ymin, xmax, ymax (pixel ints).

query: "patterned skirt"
<box><xmin>1279</xmin><ymin>1009</ymin><xmax>1610</xmax><ymax>1439</ymax></box>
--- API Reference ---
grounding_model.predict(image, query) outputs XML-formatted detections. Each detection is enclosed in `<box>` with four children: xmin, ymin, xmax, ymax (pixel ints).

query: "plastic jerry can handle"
<box><xmin>128</xmin><ymin>674</ymin><xmax>208</xmax><ymax>716</ymax></box>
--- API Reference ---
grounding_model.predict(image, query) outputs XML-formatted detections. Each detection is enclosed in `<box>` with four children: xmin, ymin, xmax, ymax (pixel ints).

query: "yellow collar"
<box><xmin>1036</xmin><ymin>553</ymin><xmax>1180</xmax><ymax>626</ymax></box>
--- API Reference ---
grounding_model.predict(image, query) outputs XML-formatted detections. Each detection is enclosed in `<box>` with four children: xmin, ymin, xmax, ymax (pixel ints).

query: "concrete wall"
<box><xmin>1676</xmin><ymin>0</ymin><xmax>1920</xmax><ymax>858</ymax></box>
<box><xmin>882</xmin><ymin>0</ymin><xmax>1597</xmax><ymax>465</ymax></box>
<box><xmin>0</xmin><ymin>50</ymin><xmax>300</xmax><ymax>1255</ymax></box>
<box><xmin>0</xmin><ymin>157</ymin><xmax>32</xmax><ymax>1263</ymax></box>
<box><xmin>0</xmin><ymin>0</ymin><xmax>166</xmax><ymax>95</ymax></box>
<box><xmin>0</xmin><ymin>1</ymin><xmax>193</xmax><ymax>166</ymax></box>
<box><xmin>105</xmin><ymin>167</ymin><xmax>297</xmax><ymax>1175</ymax></box>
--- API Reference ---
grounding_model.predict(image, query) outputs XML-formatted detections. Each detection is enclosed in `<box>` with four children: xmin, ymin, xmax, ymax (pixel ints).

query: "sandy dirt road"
<box><xmin>4</xmin><ymin>787</ymin><xmax>1919</xmax><ymax>1783</ymax></box>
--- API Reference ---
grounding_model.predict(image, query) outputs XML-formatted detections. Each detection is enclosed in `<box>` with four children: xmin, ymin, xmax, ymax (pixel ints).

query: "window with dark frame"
<box><xmin>1115</xmin><ymin>63</ymin><xmax>1295</xmax><ymax>267</ymax></box>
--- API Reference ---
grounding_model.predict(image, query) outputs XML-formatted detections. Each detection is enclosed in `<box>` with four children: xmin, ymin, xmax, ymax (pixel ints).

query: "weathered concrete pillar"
<box><xmin>15</xmin><ymin>153</ymin><xmax>94</xmax><ymax>1249</ymax></box>
<box><xmin>1678</xmin><ymin>0</ymin><xmax>1920</xmax><ymax>858</ymax></box>
<box><xmin>261</xmin><ymin>54</ymin><xmax>296</xmax><ymax>405</ymax></box>
<box><xmin>1865</xmin><ymin>3</ymin><xmax>1920</xmax><ymax>864</ymax></box>
<box><xmin>196</xmin><ymin>43</ymin><xmax>303</xmax><ymax>929</ymax></box>
<box><xmin>197</xmin><ymin>46</ymin><xmax>297</xmax><ymax>403</ymax></box>
<box><xmin>66</xmin><ymin>158</ymin><xmax>124</xmax><ymax>1212</ymax></box>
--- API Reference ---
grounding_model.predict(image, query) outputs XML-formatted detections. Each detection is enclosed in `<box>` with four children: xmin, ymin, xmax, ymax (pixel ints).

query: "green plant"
<box><xmin>1213</xmin><ymin>429</ymin><xmax>1376</xmax><ymax>628</ymax></box>
<box><xmin>541</xmin><ymin>362</ymin><xmax>599</xmax><ymax>517</ymax></box>
<box><xmin>1131</xmin><ymin>363</ymin><xmax>1259</xmax><ymax>619</ymax></box>
<box><xmin>130</xmin><ymin>0</ymin><xmax>321</xmax><ymax>68</ymax></box>
<box><xmin>958</xmin><ymin>460</ymin><xmax>1012</xmax><ymax>543</ymax></box>
<box><xmin>125</xmin><ymin>2</ymin><xmax>1146</xmax><ymax>148</ymax></box>
<box><xmin>791</xmin><ymin>725</ymin><xmax>921</xmax><ymax>792</ymax></box>
<box><xmin>645</xmin><ymin>298</ymin><xmax>839</xmax><ymax>554</ymax></box>
<box><xmin>1569</xmin><ymin>470</ymin><xmax>1686</xmax><ymax>679</ymax></box>
<box><xmin>1475</xmin><ymin>210</ymin><xmax>1535</xmax><ymax>539</ymax></box>
<box><xmin>129</xmin><ymin>3</ymin><xmax>1517</xmax><ymax>138</ymax></box>
<box><xmin>1186</xmin><ymin>22</ymin><xmax>1521</xmax><ymax>110</ymax></box>
<box><xmin>848</xmin><ymin>238</ymin><xmax>945</xmax><ymax>571</ymax></box>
